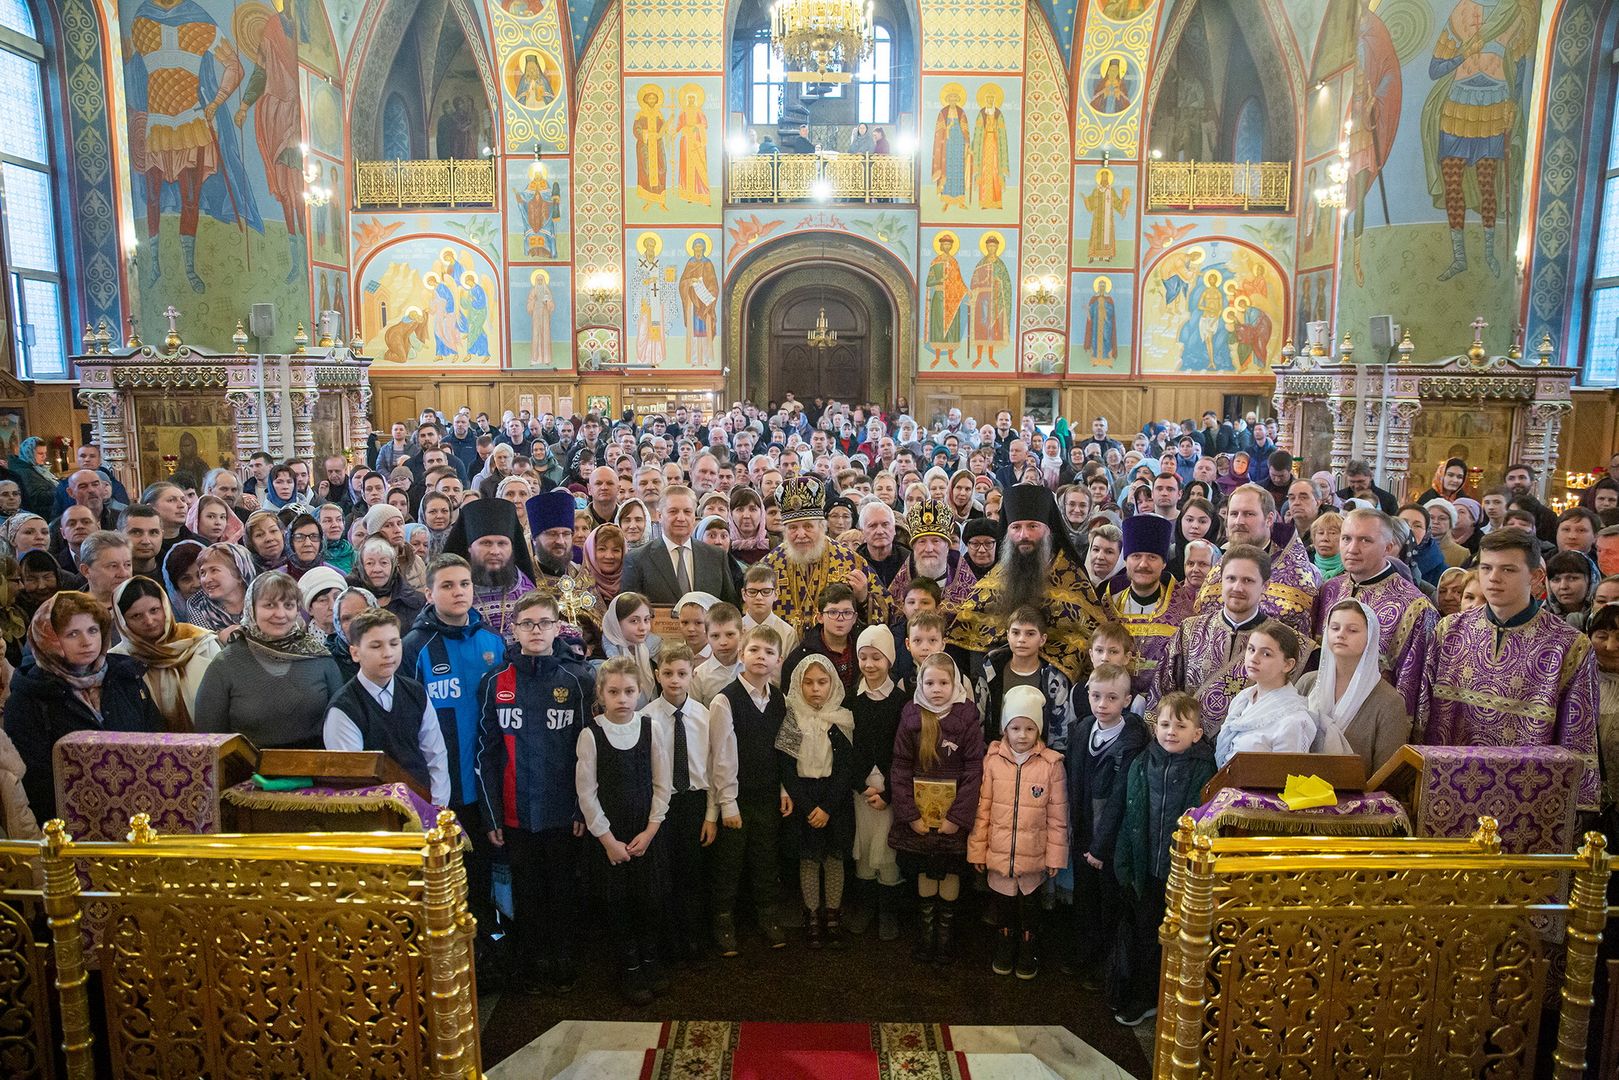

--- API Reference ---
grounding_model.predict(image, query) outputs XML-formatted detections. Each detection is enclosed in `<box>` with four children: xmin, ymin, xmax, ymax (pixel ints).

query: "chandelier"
<box><xmin>1315</xmin><ymin>119</ymin><xmax>1350</xmax><ymax>210</ymax></box>
<box><xmin>771</xmin><ymin>0</ymin><xmax>873</xmax><ymax>83</ymax></box>
<box><xmin>806</xmin><ymin>305</ymin><xmax>837</xmax><ymax>349</ymax></box>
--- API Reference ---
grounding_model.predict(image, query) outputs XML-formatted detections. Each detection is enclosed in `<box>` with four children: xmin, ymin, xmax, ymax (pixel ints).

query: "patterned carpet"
<box><xmin>644</xmin><ymin>1021</ymin><xmax>969</xmax><ymax>1079</ymax></box>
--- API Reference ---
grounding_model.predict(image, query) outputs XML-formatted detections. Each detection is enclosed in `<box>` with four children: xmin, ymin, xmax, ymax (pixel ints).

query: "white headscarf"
<box><xmin>911</xmin><ymin>654</ymin><xmax>970</xmax><ymax>712</ymax></box>
<box><xmin>601</xmin><ymin>596</ymin><xmax>656</xmax><ymax>700</ymax></box>
<box><xmin>776</xmin><ymin>653</ymin><xmax>855</xmax><ymax>778</ymax></box>
<box><xmin>1307</xmin><ymin>599</ymin><xmax>1383</xmax><ymax>744</ymax></box>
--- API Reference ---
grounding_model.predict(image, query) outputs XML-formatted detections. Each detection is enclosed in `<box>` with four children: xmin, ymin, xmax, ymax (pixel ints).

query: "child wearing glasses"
<box><xmin>474</xmin><ymin>590</ymin><xmax>596</xmax><ymax>995</ymax></box>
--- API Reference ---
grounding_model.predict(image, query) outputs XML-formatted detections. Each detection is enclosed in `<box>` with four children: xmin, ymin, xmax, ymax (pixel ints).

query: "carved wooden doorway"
<box><xmin>767</xmin><ymin>286</ymin><xmax>868</xmax><ymax>404</ymax></box>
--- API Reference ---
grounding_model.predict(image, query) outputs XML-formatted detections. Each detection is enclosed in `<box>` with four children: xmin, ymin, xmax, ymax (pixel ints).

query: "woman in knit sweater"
<box><xmin>193</xmin><ymin>572</ymin><xmax>345</xmax><ymax>749</ymax></box>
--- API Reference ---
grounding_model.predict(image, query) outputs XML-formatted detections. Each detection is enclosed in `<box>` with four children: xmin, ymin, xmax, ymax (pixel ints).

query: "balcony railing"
<box><xmin>354</xmin><ymin>159</ymin><xmax>498</xmax><ymax>209</ymax></box>
<box><xmin>727</xmin><ymin>152</ymin><xmax>915</xmax><ymax>203</ymax></box>
<box><xmin>1145</xmin><ymin>160</ymin><xmax>1291</xmax><ymax>212</ymax></box>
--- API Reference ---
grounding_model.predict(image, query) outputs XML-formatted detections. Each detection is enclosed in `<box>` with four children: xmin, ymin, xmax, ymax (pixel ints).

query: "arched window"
<box><xmin>749</xmin><ymin>35</ymin><xmax>787</xmax><ymax>126</ymax></box>
<box><xmin>383</xmin><ymin>93</ymin><xmax>413</xmax><ymax>160</ymax></box>
<box><xmin>0</xmin><ymin>0</ymin><xmax>67</xmax><ymax>379</ymax></box>
<box><xmin>1586</xmin><ymin>110</ymin><xmax>1619</xmax><ymax>385</ymax></box>
<box><xmin>856</xmin><ymin>24</ymin><xmax>893</xmax><ymax>126</ymax></box>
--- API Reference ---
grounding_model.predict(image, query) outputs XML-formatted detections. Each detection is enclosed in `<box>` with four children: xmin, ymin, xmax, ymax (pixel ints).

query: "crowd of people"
<box><xmin>0</xmin><ymin>395</ymin><xmax>1615</xmax><ymax>1024</ymax></box>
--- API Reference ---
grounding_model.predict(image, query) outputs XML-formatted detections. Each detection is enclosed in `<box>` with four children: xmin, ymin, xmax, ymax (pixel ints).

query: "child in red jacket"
<box><xmin>969</xmin><ymin>684</ymin><xmax>1070</xmax><ymax>980</ymax></box>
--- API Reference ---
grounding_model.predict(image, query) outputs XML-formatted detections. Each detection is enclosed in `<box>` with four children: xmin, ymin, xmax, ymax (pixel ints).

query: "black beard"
<box><xmin>535</xmin><ymin>549</ymin><xmax>571</xmax><ymax>577</ymax></box>
<box><xmin>995</xmin><ymin>536</ymin><xmax>1051</xmax><ymax>618</ymax></box>
<box><xmin>471</xmin><ymin>562</ymin><xmax>518</xmax><ymax>591</ymax></box>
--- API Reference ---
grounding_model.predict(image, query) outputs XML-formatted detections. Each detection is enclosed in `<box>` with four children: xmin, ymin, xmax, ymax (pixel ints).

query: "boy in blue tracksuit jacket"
<box><xmin>401</xmin><ymin>555</ymin><xmax>506</xmax><ymax>949</ymax></box>
<box><xmin>476</xmin><ymin>591</ymin><xmax>595</xmax><ymax>994</ymax></box>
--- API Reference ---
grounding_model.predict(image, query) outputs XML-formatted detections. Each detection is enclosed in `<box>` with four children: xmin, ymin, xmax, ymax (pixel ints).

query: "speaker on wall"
<box><xmin>250</xmin><ymin>303</ymin><xmax>276</xmax><ymax>340</ymax></box>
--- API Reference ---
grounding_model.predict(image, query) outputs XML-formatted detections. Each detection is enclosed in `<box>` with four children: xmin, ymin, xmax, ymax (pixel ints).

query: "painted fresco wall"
<box><xmin>45</xmin><ymin>0</ymin><xmax>1597</xmax><ymax>390</ymax></box>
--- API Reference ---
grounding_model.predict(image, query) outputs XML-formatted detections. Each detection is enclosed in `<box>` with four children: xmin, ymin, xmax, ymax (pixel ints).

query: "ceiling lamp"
<box><xmin>771</xmin><ymin>0</ymin><xmax>873</xmax><ymax>83</ymax></box>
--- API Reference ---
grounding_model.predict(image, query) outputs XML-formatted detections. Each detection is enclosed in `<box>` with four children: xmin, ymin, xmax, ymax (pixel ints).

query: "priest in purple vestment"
<box><xmin>1110</xmin><ymin>513</ymin><xmax>1179</xmax><ymax>703</ymax></box>
<box><xmin>1192</xmin><ymin>484</ymin><xmax>1321</xmax><ymax>641</ymax></box>
<box><xmin>1419</xmin><ymin>528</ymin><xmax>1599</xmax><ymax>811</ymax></box>
<box><xmin>1157</xmin><ymin>543</ymin><xmax>1295</xmax><ymax>737</ymax></box>
<box><xmin>1314</xmin><ymin>508</ymin><xmax>1435</xmax><ymax>718</ymax></box>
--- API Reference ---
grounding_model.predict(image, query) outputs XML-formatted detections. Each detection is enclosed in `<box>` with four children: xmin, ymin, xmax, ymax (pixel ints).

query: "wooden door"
<box><xmin>769</xmin><ymin>288</ymin><xmax>868</xmax><ymax>403</ymax></box>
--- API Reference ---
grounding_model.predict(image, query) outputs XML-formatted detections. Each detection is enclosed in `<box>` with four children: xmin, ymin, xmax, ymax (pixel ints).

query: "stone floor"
<box><xmin>482</xmin><ymin>1020</ymin><xmax>1144</xmax><ymax>1078</ymax></box>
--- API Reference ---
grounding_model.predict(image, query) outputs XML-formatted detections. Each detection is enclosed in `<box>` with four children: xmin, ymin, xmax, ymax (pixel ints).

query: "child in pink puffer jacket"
<box><xmin>968</xmin><ymin>684</ymin><xmax>1069</xmax><ymax>980</ymax></box>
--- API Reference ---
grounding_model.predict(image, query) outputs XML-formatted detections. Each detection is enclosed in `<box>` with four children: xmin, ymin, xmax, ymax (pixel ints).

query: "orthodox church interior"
<box><xmin>2</xmin><ymin>0</ymin><xmax>1619</xmax><ymax>1074</ymax></box>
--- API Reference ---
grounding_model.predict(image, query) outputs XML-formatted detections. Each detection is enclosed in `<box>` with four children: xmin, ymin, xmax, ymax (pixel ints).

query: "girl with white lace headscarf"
<box><xmin>1296</xmin><ymin>599</ymin><xmax>1412</xmax><ymax>774</ymax></box>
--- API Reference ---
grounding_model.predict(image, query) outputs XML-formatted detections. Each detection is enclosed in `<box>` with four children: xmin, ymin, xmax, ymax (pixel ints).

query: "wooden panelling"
<box><xmin>1569</xmin><ymin>388</ymin><xmax>1619</xmax><ymax>469</ymax></box>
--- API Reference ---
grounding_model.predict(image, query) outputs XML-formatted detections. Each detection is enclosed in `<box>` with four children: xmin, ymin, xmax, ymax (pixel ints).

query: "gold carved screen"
<box><xmin>1406</xmin><ymin>400</ymin><xmax>1516</xmax><ymax>497</ymax></box>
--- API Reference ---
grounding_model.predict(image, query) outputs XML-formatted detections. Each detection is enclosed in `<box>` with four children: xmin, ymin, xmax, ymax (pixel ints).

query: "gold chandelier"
<box><xmin>806</xmin><ymin>305</ymin><xmax>837</xmax><ymax>349</ymax></box>
<box><xmin>771</xmin><ymin>0</ymin><xmax>873</xmax><ymax>83</ymax></box>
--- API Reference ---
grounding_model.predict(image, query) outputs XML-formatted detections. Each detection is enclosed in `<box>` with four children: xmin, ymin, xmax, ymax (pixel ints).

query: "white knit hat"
<box><xmin>856</xmin><ymin>623</ymin><xmax>896</xmax><ymax>666</ymax></box>
<box><xmin>1002</xmin><ymin>685</ymin><xmax>1045</xmax><ymax>733</ymax></box>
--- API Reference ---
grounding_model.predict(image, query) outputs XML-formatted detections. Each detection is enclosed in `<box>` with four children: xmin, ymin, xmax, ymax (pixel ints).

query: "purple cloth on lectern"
<box><xmin>1408</xmin><ymin>745</ymin><xmax>1583</xmax><ymax>854</ymax></box>
<box><xmin>221</xmin><ymin>779</ymin><xmax>442</xmax><ymax>831</ymax></box>
<box><xmin>54</xmin><ymin>731</ymin><xmax>244</xmax><ymax>840</ymax></box>
<box><xmin>1190</xmin><ymin>787</ymin><xmax>1411</xmax><ymax>837</ymax></box>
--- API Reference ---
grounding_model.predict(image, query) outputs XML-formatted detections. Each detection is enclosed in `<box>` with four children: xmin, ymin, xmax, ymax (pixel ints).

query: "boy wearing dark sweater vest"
<box><xmin>324</xmin><ymin>608</ymin><xmax>450</xmax><ymax>805</ymax></box>
<box><xmin>705</xmin><ymin>624</ymin><xmax>789</xmax><ymax>955</ymax></box>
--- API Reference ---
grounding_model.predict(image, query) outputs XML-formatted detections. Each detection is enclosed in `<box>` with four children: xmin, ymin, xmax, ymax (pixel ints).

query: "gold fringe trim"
<box><xmin>1194</xmin><ymin>804</ymin><xmax>1410</xmax><ymax>837</ymax></box>
<box><xmin>223</xmin><ymin>787</ymin><xmax>427</xmax><ymax>830</ymax></box>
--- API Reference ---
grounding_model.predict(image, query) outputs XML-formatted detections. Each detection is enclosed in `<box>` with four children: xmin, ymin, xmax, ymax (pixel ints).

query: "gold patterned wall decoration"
<box><xmin>622</xmin><ymin>0</ymin><xmax>725</xmax><ymax>72</ymax></box>
<box><xmin>1018</xmin><ymin>6</ymin><xmax>1071</xmax><ymax>361</ymax></box>
<box><xmin>920</xmin><ymin>0</ymin><xmax>1026</xmax><ymax>71</ymax></box>
<box><xmin>1072</xmin><ymin>0</ymin><xmax>1158</xmax><ymax>157</ymax></box>
<box><xmin>572</xmin><ymin>5</ymin><xmax>625</xmax><ymax>332</ymax></box>
<box><xmin>492</xmin><ymin>0</ymin><xmax>571</xmax><ymax>152</ymax></box>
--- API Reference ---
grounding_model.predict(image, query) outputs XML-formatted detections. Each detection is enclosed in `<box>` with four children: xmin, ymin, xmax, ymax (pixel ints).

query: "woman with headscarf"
<box><xmin>8</xmin><ymin>438</ymin><xmax>56</xmax><ymax>518</ymax></box>
<box><xmin>186</xmin><ymin>494</ymin><xmax>244</xmax><ymax>546</ymax></box>
<box><xmin>347</xmin><ymin>536</ymin><xmax>425</xmax><ymax>629</ymax></box>
<box><xmin>582</xmin><ymin>523</ymin><xmax>626</xmax><ymax>607</ymax></box>
<box><xmin>417</xmin><ymin>490</ymin><xmax>456</xmax><ymax>558</ymax></box>
<box><xmin>1296</xmin><ymin>599</ymin><xmax>1411</xmax><ymax>774</ymax></box>
<box><xmin>109</xmin><ymin>575</ymin><xmax>222</xmax><ymax>733</ymax></box>
<box><xmin>615</xmin><ymin>497</ymin><xmax>651</xmax><ymax>549</ymax></box>
<box><xmin>362</xmin><ymin>504</ymin><xmax>426</xmax><ymax>592</ymax></box>
<box><xmin>16</xmin><ymin>549</ymin><xmax>70</xmax><ymax>623</ymax></box>
<box><xmin>317</xmin><ymin>504</ymin><xmax>356</xmax><ymax>575</ymax></box>
<box><xmin>193</xmin><ymin>572</ymin><xmax>345</xmax><ymax>749</ymax></box>
<box><xmin>0</xmin><ymin>512</ymin><xmax>49</xmax><ymax>560</ymax></box>
<box><xmin>1215</xmin><ymin>452</ymin><xmax>1250</xmax><ymax>497</ymax></box>
<box><xmin>4</xmin><ymin>590</ymin><xmax>163</xmax><ymax>822</ymax></box>
<box><xmin>243</xmin><ymin>510</ymin><xmax>289</xmax><ymax>576</ymax></box>
<box><xmin>326</xmin><ymin>585</ymin><xmax>378</xmax><ymax>682</ymax></box>
<box><xmin>1038</xmin><ymin>436</ymin><xmax>1066</xmax><ymax>488</ymax></box>
<box><xmin>161</xmin><ymin>539</ymin><xmax>207</xmax><ymax>622</ymax></box>
<box><xmin>473</xmin><ymin>443</ymin><xmax>516</xmax><ymax>495</ymax></box>
<box><xmin>283</xmin><ymin>512</ymin><xmax>328</xmax><ymax>581</ymax></box>
<box><xmin>1417</xmin><ymin>457</ymin><xmax>1475</xmax><ymax>506</ymax></box>
<box><xmin>727</xmin><ymin>488</ymin><xmax>769</xmax><ymax>565</ymax></box>
<box><xmin>186</xmin><ymin>542</ymin><xmax>257</xmax><ymax>633</ymax></box>
<box><xmin>600</xmin><ymin>591</ymin><xmax>660</xmax><ymax>705</ymax></box>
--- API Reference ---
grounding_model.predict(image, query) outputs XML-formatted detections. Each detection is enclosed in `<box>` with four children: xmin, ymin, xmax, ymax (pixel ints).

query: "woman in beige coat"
<box><xmin>1297</xmin><ymin>599</ymin><xmax>1411</xmax><ymax>775</ymax></box>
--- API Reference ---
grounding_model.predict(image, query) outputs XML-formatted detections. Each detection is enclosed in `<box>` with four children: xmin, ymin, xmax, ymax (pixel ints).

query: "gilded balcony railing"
<box><xmin>354</xmin><ymin>158</ymin><xmax>498</xmax><ymax>208</ymax></box>
<box><xmin>727</xmin><ymin>152</ymin><xmax>915</xmax><ymax>203</ymax></box>
<box><xmin>1145</xmin><ymin>160</ymin><xmax>1291</xmax><ymax>212</ymax></box>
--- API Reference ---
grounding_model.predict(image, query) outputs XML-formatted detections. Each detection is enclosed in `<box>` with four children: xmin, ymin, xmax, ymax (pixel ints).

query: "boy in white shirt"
<box><xmin>692</xmin><ymin>602</ymin><xmax>745</xmax><ymax>706</ymax></box>
<box><xmin>643</xmin><ymin>642</ymin><xmax>719</xmax><ymax>963</ymax></box>
<box><xmin>739</xmin><ymin>563</ymin><xmax>798</xmax><ymax>675</ymax></box>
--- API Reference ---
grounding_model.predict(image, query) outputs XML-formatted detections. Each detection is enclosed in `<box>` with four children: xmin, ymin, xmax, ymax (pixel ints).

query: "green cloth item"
<box><xmin>252</xmin><ymin>774</ymin><xmax>315</xmax><ymax>791</ymax></box>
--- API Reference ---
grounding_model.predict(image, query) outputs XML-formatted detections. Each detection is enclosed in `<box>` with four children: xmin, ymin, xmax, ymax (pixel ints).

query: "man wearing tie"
<box><xmin>621</xmin><ymin>485</ymin><xmax>740</xmax><ymax>607</ymax></box>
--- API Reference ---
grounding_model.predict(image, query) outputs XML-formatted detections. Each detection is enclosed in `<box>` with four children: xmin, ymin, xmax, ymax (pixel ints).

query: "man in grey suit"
<box><xmin>620</xmin><ymin>485</ymin><xmax>740</xmax><ymax>607</ymax></box>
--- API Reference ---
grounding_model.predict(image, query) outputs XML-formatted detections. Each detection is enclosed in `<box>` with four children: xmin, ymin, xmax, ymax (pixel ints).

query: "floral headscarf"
<box><xmin>185</xmin><ymin>494</ymin><xmax>244</xmax><ymax>545</ymax></box>
<box><xmin>0</xmin><ymin>512</ymin><xmax>46</xmax><ymax>558</ymax></box>
<box><xmin>28</xmin><ymin>591</ymin><xmax>109</xmax><ymax>715</ymax></box>
<box><xmin>238</xmin><ymin>571</ymin><xmax>330</xmax><ymax>660</ymax></box>
<box><xmin>183</xmin><ymin>542</ymin><xmax>256</xmax><ymax>632</ymax></box>
<box><xmin>582</xmin><ymin>524</ymin><xmax>624</xmax><ymax>601</ymax></box>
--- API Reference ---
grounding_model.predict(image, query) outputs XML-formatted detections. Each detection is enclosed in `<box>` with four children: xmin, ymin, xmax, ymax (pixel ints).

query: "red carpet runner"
<box><xmin>640</xmin><ymin>1021</ymin><xmax>971</xmax><ymax>1080</ymax></box>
